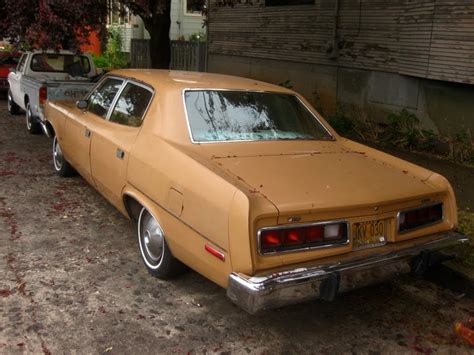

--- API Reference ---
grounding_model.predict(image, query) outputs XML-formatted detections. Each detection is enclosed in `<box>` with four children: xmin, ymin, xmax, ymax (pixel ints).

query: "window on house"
<box><xmin>185</xmin><ymin>0</ymin><xmax>202</xmax><ymax>15</ymax></box>
<box><xmin>265</xmin><ymin>0</ymin><xmax>314</xmax><ymax>6</ymax></box>
<box><xmin>107</xmin><ymin>0</ymin><xmax>130</xmax><ymax>25</ymax></box>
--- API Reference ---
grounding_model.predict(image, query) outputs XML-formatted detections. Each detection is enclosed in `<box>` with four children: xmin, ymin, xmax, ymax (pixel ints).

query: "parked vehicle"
<box><xmin>0</xmin><ymin>51</ymin><xmax>21</xmax><ymax>92</ymax></box>
<box><xmin>7</xmin><ymin>50</ymin><xmax>101</xmax><ymax>134</ymax></box>
<box><xmin>43</xmin><ymin>70</ymin><xmax>468</xmax><ymax>313</ymax></box>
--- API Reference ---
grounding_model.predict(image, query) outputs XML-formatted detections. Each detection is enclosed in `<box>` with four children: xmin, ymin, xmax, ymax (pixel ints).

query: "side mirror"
<box><xmin>76</xmin><ymin>100</ymin><xmax>88</xmax><ymax>110</ymax></box>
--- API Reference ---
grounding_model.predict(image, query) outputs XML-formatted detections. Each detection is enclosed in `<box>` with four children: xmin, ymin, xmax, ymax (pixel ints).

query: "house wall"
<box><xmin>120</xmin><ymin>0</ymin><xmax>204</xmax><ymax>49</ymax></box>
<box><xmin>207</xmin><ymin>0</ymin><xmax>474</xmax><ymax>136</ymax></box>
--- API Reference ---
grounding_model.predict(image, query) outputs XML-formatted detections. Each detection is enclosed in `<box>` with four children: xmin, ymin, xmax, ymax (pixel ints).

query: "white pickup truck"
<box><xmin>7</xmin><ymin>50</ymin><xmax>103</xmax><ymax>135</ymax></box>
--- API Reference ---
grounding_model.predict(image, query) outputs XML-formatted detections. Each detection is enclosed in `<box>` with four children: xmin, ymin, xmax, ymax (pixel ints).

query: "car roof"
<box><xmin>109</xmin><ymin>69</ymin><xmax>293</xmax><ymax>94</ymax></box>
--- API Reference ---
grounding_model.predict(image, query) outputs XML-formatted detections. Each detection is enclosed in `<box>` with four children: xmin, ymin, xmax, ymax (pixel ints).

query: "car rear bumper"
<box><xmin>227</xmin><ymin>231</ymin><xmax>468</xmax><ymax>314</ymax></box>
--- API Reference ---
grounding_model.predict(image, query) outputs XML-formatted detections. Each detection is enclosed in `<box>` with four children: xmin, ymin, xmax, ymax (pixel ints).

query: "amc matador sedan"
<box><xmin>43</xmin><ymin>70</ymin><xmax>468</xmax><ymax>313</ymax></box>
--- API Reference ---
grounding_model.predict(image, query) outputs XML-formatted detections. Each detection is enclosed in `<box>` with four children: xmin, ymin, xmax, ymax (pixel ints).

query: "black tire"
<box><xmin>7</xmin><ymin>90</ymin><xmax>21</xmax><ymax>115</ymax></box>
<box><xmin>26</xmin><ymin>102</ymin><xmax>42</xmax><ymax>135</ymax></box>
<box><xmin>52</xmin><ymin>136</ymin><xmax>76</xmax><ymax>177</ymax></box>
<box><xmin>138</xmin><ymin>208</ymin><xmax>186</xmax><ymax>279</ymax></box>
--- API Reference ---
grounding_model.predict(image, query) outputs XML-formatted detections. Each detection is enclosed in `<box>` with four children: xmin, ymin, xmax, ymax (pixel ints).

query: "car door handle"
<box><xmin>116</xmin><ymin>148</ymin><xmax>125</xmax><ymax>160</ymax></box>
<box><xmin>84</xmin><ymin>128</ymin><xmax>91</xmax><ymax>138</ymax></box>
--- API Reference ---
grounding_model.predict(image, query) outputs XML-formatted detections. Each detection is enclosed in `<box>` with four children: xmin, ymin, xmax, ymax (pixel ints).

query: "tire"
<box><xmin>7</xmin><ymin>90</ymin><xmax>21</xmax><ymax>115</ymax></box>
<box><xmin>26</xmin><ymin>102</ymin><xmax>42</xmax><ymax>135</ymax></box>
<box><xmin>138</xmin><ymin>208</ymin><xmax>186</xmax><ymax>279</ymax></box>
<box><xmin>52</xmin><ymin>136</ymin><xmax>76</xmax><ymax>177</ymax></box>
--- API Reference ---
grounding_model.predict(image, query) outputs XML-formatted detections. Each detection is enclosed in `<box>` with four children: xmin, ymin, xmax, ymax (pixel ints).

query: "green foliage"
<box><xmin>327</xmin><ymin>113</ymin><xmax>355</xmax><ymax>138</ymax></box>
<box><xmin>188</xmin><ymin>31</ymin><xmax>207</xmax><ymax>42</ymax></box>
<box><xmin>278</xmin><ymin>80</ymin><xmax>293</xmax><ymax>89</ymax></box>
<box><xmin>450</xmin><ymin>129</ymin><xmax>474</xmax><ymax>163</ymax></box>
<box><xmin>458</xmin><ymin>209</ymin><xmax>474</xmax><ymax>268</ymax></box>
<box><xmin>92</xmin><ymin>26</ymin><xmax>129</xmax><ymax>69</ymax></box>
<box><xmin>381</xmin><ymin>109</ymin><xmax>435</xmax><ymax>151</ymax></box>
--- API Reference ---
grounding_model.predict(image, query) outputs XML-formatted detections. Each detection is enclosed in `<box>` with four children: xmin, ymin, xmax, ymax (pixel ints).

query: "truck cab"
<box><xmin>7</xmin><ymin>50</ymin><xmax>100</xmax><ymax>135</ymax></box>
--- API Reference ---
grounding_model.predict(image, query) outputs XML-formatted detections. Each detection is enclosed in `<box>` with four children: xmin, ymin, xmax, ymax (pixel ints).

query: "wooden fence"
<box><xmin>130</xmin><ymin>39</ymin><xmax>207</xmax><ymax>72</ymax></box>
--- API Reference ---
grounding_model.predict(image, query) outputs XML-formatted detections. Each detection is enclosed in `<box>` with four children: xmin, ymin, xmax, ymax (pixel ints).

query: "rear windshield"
<box><xmin>30</xmin><ymin>53</ymin><xmax>91</xmax><ymax>75</ymax></box>
<box><xmin>184</xmin><ymin>90</ymin><xmax>333</xmax><ymax>142</ymax></box>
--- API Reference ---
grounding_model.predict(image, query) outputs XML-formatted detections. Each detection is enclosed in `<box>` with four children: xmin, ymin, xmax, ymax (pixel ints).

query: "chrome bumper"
<box><xmin>227</xmin><ymin>232</ymin><xmax>468</xmax><ymax>314</ymax></box>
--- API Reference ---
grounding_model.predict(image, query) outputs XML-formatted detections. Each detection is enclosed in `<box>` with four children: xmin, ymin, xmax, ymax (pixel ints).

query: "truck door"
<box><xmin>63</xmin><ymin>77</ymin><xmax>124</xmax><ymax>185</ymax></box>
<box><xmin>88</xmin><ymin>81</ymin><xmax>153</xmax><ymax>209</ymax></box>
<box><xmin>9</xmin><ymin>54</ymin><xmax>26</xmax><ymax>108</ymax></box>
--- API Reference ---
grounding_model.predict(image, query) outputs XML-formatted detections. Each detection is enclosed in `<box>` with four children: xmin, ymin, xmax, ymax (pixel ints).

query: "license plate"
<box><xmin>352</xmin><ymin>219</ymin><xmax>386</xmax><ymax>250</ymax></box>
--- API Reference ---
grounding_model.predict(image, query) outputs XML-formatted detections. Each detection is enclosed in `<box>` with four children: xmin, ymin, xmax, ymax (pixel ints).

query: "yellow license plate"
<box><xmin>352</xmin><ymin>220</ymin><xmax>386</xmax><ymax>250</ymax></box>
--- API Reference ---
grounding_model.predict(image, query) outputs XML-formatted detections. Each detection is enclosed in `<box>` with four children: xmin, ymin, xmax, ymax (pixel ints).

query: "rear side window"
<box><xmin>87</xmin><ymin>78</ymin><xmax>123</xmax><ymax>118</ymax></box>
<box><xmin>109</xmin><ymin>83</ymin><xmax>153</xmax><ymax>127</ymax></box>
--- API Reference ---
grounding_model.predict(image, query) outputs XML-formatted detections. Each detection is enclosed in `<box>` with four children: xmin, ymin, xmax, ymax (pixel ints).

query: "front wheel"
<box><xmin>7</xmin><ymin>90</ymin><xmax>21</xmax><ymax>115</ymax></box>
<box><xmin>26</xmin><ymin>102</ymin><xmax>42</xmax><ymax>135</ymax></box>
<box><xmin>53</xmin><ymin>136</ymin><xmax>75</xmax><ymax>177</ymax></box>
<box><xmin>138</xmin><ymin>208</ymin><xmax>186</xmax><ymax>279</ymax></box>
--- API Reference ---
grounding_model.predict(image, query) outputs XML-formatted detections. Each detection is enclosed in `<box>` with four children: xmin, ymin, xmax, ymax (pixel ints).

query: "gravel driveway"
<box><xmin>0</xmin><ymin>98</ymin><xmax>473</xmax><ymax>354</ymax></box>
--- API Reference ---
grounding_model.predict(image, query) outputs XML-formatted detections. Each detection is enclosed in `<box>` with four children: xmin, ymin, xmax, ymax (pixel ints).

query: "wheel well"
<box><xmin>123</xmin><ymin>195</ymin><xmax>143</xmax><ymax>222</ymax></box>
<box><xmin>46</xmin><ymin>121</ymin><xmax>55</xmax><ymax>137</ymax></box>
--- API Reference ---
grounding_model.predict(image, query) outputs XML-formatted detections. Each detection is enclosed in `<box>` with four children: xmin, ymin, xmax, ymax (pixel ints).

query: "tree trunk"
<box><xmin>144</xmin><ymin>11</ymin><xmax>172</xmax><ymax>69</ymax></box>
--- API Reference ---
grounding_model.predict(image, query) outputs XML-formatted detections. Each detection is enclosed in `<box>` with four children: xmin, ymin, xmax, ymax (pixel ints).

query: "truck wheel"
<box><xmin>53</xmin><ymin>136</ymin><xmax>76</xmax><ymax>177</ymax></box>
<box><xmin>7</xmin><ymin>90</ymin><xmax>21</xmax><ymax>115</ymax></box>
<box><xmin>26</xmin><ymin>103</ymin><xmax>42</xmax><ymax>135</ymax></box>
<box><xmin>138</xmin><ymin>208</ymin><xmax>186</xmax><ymax>279</ymax></box>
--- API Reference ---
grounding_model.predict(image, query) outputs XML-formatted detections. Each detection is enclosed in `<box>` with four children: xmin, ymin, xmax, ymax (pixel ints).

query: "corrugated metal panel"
<box><xmin>208</xmin><ymin>0</ymin><xmax>474</xmax><ymax>85</ymax></box>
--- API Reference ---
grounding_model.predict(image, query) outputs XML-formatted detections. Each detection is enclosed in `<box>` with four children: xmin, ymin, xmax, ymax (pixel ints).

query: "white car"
<box><xmin>7</xmin><ymin>50</ymin><xmax>102</xmax><ymax>135</ymax></box>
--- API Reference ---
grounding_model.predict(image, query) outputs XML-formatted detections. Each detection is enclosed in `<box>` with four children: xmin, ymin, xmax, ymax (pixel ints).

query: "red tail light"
<box><xmin>259</xmin><ymin>222</ymin><xmax>348</xmax><ymax>255</ymax></box>
<box><xmin>398</xmin><ymin>203</ymin><xmax>443</xmax><ymax>233</ymax></box>
<box><xmin>39</xmin><ymin>86</ymin><xmax>47</xmax><ymax>104</ymax></box>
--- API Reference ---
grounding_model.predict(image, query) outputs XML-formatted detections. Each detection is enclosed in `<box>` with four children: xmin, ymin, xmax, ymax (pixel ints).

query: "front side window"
<box><xmin>30</xmin><ymin>54</ymin><xmax>91</xmax><ymax>75</ymax></box>
<box><xmin>87</xmin><ymin>78</ymin><xmax>123</xmax><ymax>118</ymax></box>
<box><xmin>184</xmin><ymin>90</ymin><xmax>333</xmax><ymax>143</ymax></box>
<box><xmin>109</xmin><ymin>83</ymin><xmax>153</xmax><ymax>127</ymax></box>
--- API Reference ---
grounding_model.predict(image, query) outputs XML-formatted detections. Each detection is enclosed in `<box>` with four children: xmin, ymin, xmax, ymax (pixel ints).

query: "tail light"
<box><xmin>398</xmin><ymin>203</ymin><xmax>443</xmax><ymax>233</ymax></box>
<box><xmin>259</xmin><ymin>221</ymin><xmax>348</xmax><ymax>255</ymax></box>
<box><xmin>39</xmin><ymin>86</ymin><xmax>47</xmax><ymax>104</ymax></box>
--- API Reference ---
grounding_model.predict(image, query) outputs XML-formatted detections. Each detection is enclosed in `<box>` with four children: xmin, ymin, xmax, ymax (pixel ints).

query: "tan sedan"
<box><xmin>44</xmin><ymin>70</ymin><xmax>468</xmax><ymax>313</ymax></box>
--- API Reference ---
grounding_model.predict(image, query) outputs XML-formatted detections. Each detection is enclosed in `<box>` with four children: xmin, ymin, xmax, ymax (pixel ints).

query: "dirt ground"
<box><xmin>1</xmin><ymin>97</ymin><xmax>473</xmax><ymax>354</ymax></box>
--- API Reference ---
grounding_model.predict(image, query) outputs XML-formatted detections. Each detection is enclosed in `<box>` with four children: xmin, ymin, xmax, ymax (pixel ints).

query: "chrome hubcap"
<box><xmin>26</xmin><ymin>106</ymin><xmax>32</xmax><ymax>130</ymax></box>
<box><xmin>7</xmin><ymin>94</ymin><xmax>11</xmax><ymax>111</ymax></box>
<box><xmin>53</xmin><ymin>137</ymin><xmax>63</xmax><ymax>171</ymax></box>
<box><xmin>138</xmin><ymin>209</ymin><xmax>165</xmax><ymax>269</ymax></box>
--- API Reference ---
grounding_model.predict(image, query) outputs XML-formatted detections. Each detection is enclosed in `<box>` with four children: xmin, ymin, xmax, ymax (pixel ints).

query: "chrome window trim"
<box><xmin>105</xmin><ymin>79</ymin><xmax>155</xmax><ymax>126</ymax></box>
<box><xmin>396</xmin><ymin>202</ymin><xmax>444</xmax><ymax>235</ymax></box>
<box><xmin>257</xmin><ymin>219</ymin><xmax>350</xmax><ymax>256</ymax></box>
<box><xmin>85</xmin><ymin>76</ymin><xmax>125</xmax><ymax>117</ymax></box>
<box><xmin>85</xmin><ymin>75</ymin><xmax>155</xmax><ymax>126</ymax></box>
<box><xmin>182</xmin><ymin>88</ymin><xmax>335</xmax><ymax>144</ymax></box>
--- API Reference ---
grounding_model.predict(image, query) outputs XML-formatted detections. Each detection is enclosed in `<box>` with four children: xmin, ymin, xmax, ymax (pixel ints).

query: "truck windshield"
<box><xmin>30</xmin><ymin>53</ymin><xmax>91</xmax><ymax>76</ymax></box>
<box><xmin>184</xmin><ymin>90</ymin><xmax>333</xmax><ymax>143</ymax></box>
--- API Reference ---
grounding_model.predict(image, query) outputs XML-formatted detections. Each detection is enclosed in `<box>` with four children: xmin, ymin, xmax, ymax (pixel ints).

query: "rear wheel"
<box><xmin>26</xmin><ymin>102</ymin><xmax>42</xmax><ymax>135</ymax></box>
<box><xmin>7</xmin><ymin>90</ymin><xmax>21</xmax><ymax>115</ymax></box>
<box><xmin>138</xmin><ymin>208</ymin><xmax>185</xmax><ymax>279</ymax></box>
<box><xmin>53</xmin><ymin>136</ymin><xmax>75</xmax><ymax>177</ymax></box>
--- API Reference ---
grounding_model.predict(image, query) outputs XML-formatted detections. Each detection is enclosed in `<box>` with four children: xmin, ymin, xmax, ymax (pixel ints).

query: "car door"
<box><xmin>9</xmin><ymin>54</ymin><xmax>26</xmax><ymax>107</ymax></box>
<box><xmin>88</xmin><ymin>81</ymin><xmax>154</xmax><ymax>208</ymax></box>
<box><xmin>62</xmin><ymin>77</ymin><xmax>124</xmax><ymax>184</ymax></box>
